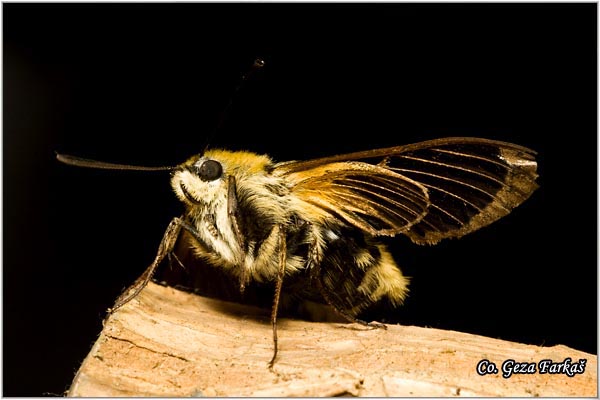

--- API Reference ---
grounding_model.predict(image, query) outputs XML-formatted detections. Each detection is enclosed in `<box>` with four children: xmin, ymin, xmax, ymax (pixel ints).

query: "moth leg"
<box><xmin>309</xmin><ymin>259</ymin><xmax>387</xmax><ymax>330</ymax></box>
<box><xmin>109</xmin><ymin>216</ymin><xmax>199</xmax><ymax>313</ymax></box>
<box><xmin>167</xmin><ymin>251</ymin><xmax>186</xmax><ymax>270</ymax></box>
<box><xmin>317</xmin><ymin>279</ymin><xmax>386</xmax><ymax>330</ymax></box>
<box><xmin>268</xmin><ymin>224</ymin><xmax>287</xmax><ymax>369</ymax></box>
<box><xmin>331</xmin><ymin>306</ymin><xmax>387</xmax><ymax>330</ymax></box>
<box><xmin>227</xmin><ymin>175</ymin><xmax>245</xmax><ymax>248</ymax></box>
<box><xmin>227</xmin><ymin>175</ymin><xmax>252</xmax><ymax>292</ymax></box>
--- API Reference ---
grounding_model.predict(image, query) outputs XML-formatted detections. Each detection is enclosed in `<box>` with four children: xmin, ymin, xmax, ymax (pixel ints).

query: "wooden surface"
<box><xmin>69</xmin><ymin>282</ymin><xmax>597</xmax><ymax>397</ymax></box>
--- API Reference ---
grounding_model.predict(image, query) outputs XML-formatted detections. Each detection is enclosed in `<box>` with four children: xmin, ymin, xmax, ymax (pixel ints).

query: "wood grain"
<box><xmin>69</xmin><ymin>282</ymin><xmax>596</xmax><ymax>397</ymax></box>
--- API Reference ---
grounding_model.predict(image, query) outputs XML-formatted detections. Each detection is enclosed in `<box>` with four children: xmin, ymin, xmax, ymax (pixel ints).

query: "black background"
<box><xmin>4</xmin><ymin>3</ymin><xmax>597</xmax><ymax>396</ymax></box>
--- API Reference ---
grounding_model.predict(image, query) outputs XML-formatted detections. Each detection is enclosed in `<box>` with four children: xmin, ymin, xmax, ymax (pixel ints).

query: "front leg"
<box><xmin>268</xmin><ymin>224</ymin><xmax>287</xmax><ymax>369</ymax></box>
<box><xmin>227</xmin><ymin>175</ymin><xmax>250</xmax><ymax>292</ymax></box>
<box><xmin>109</xmin><ymin>216</ymin><xmax>201</xmax><ymax>313</ymax></box>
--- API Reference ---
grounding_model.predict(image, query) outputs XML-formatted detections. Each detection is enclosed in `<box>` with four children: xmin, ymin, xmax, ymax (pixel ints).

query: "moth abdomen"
<box><xmin>316</xmin><ymin>228</ymin><xmax>409</xmax><ymax>317</ymax></box>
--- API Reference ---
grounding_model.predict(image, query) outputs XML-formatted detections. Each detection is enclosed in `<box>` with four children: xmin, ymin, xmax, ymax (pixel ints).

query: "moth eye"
<box><xmin>197</xmin><ymin>159</ymin><xmax>223</xmax><ymax>181</ymax></box>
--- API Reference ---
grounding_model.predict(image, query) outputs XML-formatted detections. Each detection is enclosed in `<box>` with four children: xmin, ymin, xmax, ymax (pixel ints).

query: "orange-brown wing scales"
<box><xmin>332</xmin><ymin>175</ymin><xmax>430</xmax><ymax>219</ymax></box>
<box><xmin>286</xmin><ymin>162</ymin><xmax>430</xmax><ymax>236</ymax></box>
<box><xmin>387</xmin><ymin>142</ymin><xmax>538</xmax><ymax>244</ymax></box>
<box><xmin>276</xmin><ymin>138</ymin><xmax>537</xmax><ymax>243</ymax></box>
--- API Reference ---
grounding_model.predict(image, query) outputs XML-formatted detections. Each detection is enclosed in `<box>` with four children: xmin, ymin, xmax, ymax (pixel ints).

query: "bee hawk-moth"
<box><xmin>57</xmin><ymin>136</ymin><xmax>538</xmax><ymax>367</ymax></box>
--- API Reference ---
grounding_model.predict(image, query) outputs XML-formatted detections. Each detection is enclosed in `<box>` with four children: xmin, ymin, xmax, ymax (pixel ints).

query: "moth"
<box><xmin>57</xmin><ymin>137</ymin><xmax>538</xmax><ymax>367</ymax></box>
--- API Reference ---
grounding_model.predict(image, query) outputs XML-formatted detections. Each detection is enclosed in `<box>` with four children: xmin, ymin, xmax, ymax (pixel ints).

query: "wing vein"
<box><xmin>332</xmin><ymin>177</ymin><xmax>427</xmax><ymax>210</ymax></box>
<box><xmin>427</xmin><ymin>203</ymin><xmax>466</xmax><ymax>226</ymax></box>
<box><xmin>390</xmin><ymin>168</ymin><xmax>511</xmax><ymax>212</ymax></box>
<box><xmin>419</xmin><ymin>182</ymin><xmax>484</xmax><ymax>213</ymax></box>
<box><xmin>329</xmin><ymin>191</ymin><xmax>415</xmax><ymax>225</ymax></box>
<box><xmin>431</xmin><ymin>148</ymin><xmax>509</xmax><ymax>169</ymax></box>
<box><xmin>329</xmin><ymin>182</ymin><xmax>426</xmax><ymax>221</ymax></box>
<box><xmin>396</xmin><ymin>154</ymin><xmax>506</xmax><ymax>186</ymax></box>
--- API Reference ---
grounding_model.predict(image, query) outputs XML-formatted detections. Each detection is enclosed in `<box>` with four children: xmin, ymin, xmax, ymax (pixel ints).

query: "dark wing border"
<box><xmin>273</xmin><ymin>137</ymin><xmax>536</xmax><ymax>174</ymax></box>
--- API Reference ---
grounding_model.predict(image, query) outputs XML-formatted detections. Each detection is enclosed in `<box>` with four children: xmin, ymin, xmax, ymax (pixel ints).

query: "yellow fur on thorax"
<box><xmin>204</xmin><ymin>149</ymin><xmax>272</xmax><ymax>175</ymax></box>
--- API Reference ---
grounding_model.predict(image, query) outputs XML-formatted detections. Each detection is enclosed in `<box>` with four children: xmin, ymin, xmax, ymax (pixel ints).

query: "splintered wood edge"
<box><xmin>69</xmin><ymin>282</ymin><xmax>597</xmax><ymax>397</ymax></box>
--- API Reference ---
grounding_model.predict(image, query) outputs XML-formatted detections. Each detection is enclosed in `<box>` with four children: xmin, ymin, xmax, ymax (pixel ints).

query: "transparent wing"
<box><xmin>275</xmin><ymin>137</ymin><xmax>538</xmax><ymax>244</ymax></box>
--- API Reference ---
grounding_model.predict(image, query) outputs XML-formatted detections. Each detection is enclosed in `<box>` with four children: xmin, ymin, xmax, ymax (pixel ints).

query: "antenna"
<box><xmin>55</xmin><ymin>152</ymin><xmax>173</xmax><ymax>171</ymax></box>
<box><xmin>202</xmin><ymin>57</ymin><xmax>266</xmax><ymax>153</ymax></box>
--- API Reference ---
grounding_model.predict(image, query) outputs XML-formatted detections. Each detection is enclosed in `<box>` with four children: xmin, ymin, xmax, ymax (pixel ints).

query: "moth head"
<box><xmin>171</xmin><ymin>149</ymin><xmax>273</xmax><ymax>207</ymax></box>
<box><xmin>172</xmin><ymin>154</ymin><xmax>227</xmax><ymax>207</ymax></box>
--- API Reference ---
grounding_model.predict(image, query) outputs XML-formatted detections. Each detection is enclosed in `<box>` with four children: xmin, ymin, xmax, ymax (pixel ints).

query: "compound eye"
<box><xmin>197</xmin><ymin>159</ymin><xmax>223</xmax><ymax>181</ymax></box>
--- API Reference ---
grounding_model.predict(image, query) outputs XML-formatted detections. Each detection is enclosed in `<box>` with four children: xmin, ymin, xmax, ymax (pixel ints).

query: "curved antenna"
<box><xmin>202</xmin><ymin>57</ymin><xmax>266</xmax><ymax>154</ymax></box>
<box><xmin>56</xmin><ymin>152</ymin><xmax>174</xmax><ymax>171</ymax></box>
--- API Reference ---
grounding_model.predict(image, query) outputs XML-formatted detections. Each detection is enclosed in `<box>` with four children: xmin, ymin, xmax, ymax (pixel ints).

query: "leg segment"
<box><xmin>268</xmin><ymin>224</ymin><xmax>287</xmax><ymax>369</ymax></box>
<box><xmin>312</xmin><ymin>268</ymin><xmax>387</xmax><ymax>330</ymax></box>
<box><xmin>109</xmin><ymin>216</ymin><xmax>201</xmax><ymax>313</ymax></box>
<box><xmin>303</xmin><ymin>229</ymin><xmax>407</xmax><ymax>330</ymax></box>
